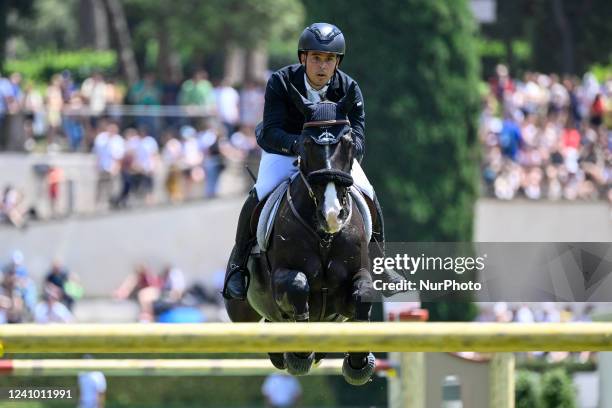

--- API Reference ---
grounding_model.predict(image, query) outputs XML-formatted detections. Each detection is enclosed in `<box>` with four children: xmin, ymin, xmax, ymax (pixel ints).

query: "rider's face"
<box><xmin>301</xmin><ymin>51</ymin><xmax>338</xmax><ymax>89</ymax></box>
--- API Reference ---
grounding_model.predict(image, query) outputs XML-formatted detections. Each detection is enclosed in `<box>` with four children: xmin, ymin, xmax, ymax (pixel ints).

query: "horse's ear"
<box><xmin>289</xmin><ymin>83</ymin><xmax>316</xmax><ymax>119</ymax></box>
<box><xmin>336</xmin><ymin>83</ymin><xmax>357</xmax><ymax>116</ymax></box>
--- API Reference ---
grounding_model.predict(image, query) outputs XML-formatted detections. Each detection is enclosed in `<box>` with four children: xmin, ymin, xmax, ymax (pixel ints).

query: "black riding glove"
<box><xmin>290</xmin><ymin>136</ymin><xmax>304</xmax><ymax>156</ymax></box>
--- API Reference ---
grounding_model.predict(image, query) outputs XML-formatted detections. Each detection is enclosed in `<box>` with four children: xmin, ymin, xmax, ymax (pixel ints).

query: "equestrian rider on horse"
<box><xmin>223</xmin><ymin>22</ymin><xmax>404</xmax><ymax>300</ymax></box>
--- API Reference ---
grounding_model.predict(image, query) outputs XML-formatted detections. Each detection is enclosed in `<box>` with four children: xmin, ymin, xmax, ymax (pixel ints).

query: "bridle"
<box><xmin>295</xmin><ymin>118</ymin><xmax>354</xmax><ymax>207</ymax></box>
<box><xmin>285</xmin><ymin>118</ymin><xmax>355</xmax><ymax>248</ymax></box>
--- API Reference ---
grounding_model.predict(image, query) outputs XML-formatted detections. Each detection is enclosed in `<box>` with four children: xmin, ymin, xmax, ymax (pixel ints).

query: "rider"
<box><xmin>223</xmin><ymin>22</ymin><xmax>404</xmax><ymax>300</ymax></box>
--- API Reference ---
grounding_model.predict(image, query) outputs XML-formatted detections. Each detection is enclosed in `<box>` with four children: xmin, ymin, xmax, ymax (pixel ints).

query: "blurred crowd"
<box><xmin>93</xmin><ymin>118</ymin><xmax>259</xmax><ymax>210</ymax></box>
<box><xmin>479</xmin><ymin>302</ymin><xmax>595</xmax><ymax>362</ymax></box>
<box><xmin>0</xmin><ymin>69</ymin><xmax>263</xmax><ymax>222</ymax></box>
<box><xmin>480</xmin><ymin>65</ymin><xmax>611</xmax><ymax>201</ymax></box>
<box><xmin>112</xmin><ymin>263</ymin><xmax>223</xmax><ymax>323</ymax></box>
<box><xmin>0</xmin><ymin>251</ymin><xmax>81</xmax><ymax>324</ymax></box>
<box><xmin>0</xmin><ymin>250</ymin><xmax>225</xmax><ymax>324</ymax></box>
<box><xmin>0</xmin><ymin>69</ymin><xmax>265</xmax><ymax>153</ymax></box>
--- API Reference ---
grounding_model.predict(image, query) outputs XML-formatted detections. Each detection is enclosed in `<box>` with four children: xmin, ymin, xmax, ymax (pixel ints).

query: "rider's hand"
<box><xmin>290</xmin><ymin>137</ymin><xmax>304</xmax><ymax>157</ymax></box>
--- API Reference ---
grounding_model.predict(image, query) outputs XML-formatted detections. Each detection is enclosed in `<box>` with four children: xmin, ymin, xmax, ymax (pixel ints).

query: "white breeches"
<box><xmin>254</xmin><ymin>150</ymin><xmax>374</xmax><ymax>200</ymax></box>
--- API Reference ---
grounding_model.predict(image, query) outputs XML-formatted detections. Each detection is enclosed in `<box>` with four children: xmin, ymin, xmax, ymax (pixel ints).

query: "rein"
<box><xmin>296</xmin><ymin>156</ymin><xmax>318</xmax><ymax>207</ymax></box>
<box><xmin>287</xmin><ymin>118</ymin><xmax>354</xmax><ymax>249</ymax></box>
<box><xmin>286</xmin><ymin>168</ymin><xmax>353</xmax><ymax>251</ymax></box>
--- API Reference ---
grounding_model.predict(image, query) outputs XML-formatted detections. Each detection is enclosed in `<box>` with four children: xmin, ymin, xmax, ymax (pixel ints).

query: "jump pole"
<box><xmin>1</xmin><ymin>323</ymin><xmax>611</xmax><ymax>354</ymax></box>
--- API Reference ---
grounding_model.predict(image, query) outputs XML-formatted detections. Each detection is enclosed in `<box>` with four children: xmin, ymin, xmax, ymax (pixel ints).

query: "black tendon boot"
<box><xmin>370</xmin><ymin>193</ymin><xmax>407</xmax><ymax>298</ymax></box>
<box><xmin>223</xmin><ymin>189</ymin><xmax>259</xmax><ymax>300</ymax></box>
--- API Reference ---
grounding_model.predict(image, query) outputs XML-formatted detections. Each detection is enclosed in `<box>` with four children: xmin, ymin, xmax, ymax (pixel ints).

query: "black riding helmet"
<box><xmin>297</xmin><ymin>22</ymin><xmax>345</xmax><ymax>65</ymax></box>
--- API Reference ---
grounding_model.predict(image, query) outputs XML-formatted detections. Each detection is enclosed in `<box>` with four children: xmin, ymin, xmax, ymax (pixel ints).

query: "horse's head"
<box><xmin>290</xmin><ymin>83</ymin><xmax>357</xmax><ymax>234</ymax></box>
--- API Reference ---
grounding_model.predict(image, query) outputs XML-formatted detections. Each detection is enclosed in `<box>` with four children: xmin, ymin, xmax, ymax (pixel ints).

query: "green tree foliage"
<box><xmin>481</xmin><ymin>0</ymin><xmax>612</xmax><ymax>76</ymax></box>
<box><xmin>304</xmin><ymin>0</ymin><xmax>481</xmax><ymax>321</ymax></box>
<box><xmin>13</xmin><ymin>0</ymin><xmax>78</xmax><ymax>53</ymax></box>
<box><xmin>516</xmin><ymin>370</ymin><xmax>542</xmax><ymax>408</ymax></box>
<box><xmin>478</xmin><ymin>0</ymin><xmax>533</xmax><ymax>76</ymax></box>
<box><xmin>540</xmin><ymin>368</ymin><xmax>577</xmax><ymax>408</ymax></box>
<box><xmin>4</xmin><ymin>0</ymin><xmax>304</xmax><ymax>80</ymax></box>
<box><xmin>531</xmin><ymin>0</ymin><xmax>612</xmax><ymax>74</ymax></box>
<box><xmin>6</xmin><ymin>50</ymin><xmax>116</xmax><ymax>82</ymax></box>
<box><xmin>123</xmin><ymin>0</ymin><xmax>303</xmax><ymax>73</ymax></box>
<box><xmin>0</xmin><ymin>0</ymin><xmax>36</xmax><ymax>71</ymax></box>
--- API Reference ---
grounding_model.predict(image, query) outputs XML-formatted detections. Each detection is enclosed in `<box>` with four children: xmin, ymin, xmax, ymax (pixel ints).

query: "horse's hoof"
<box><xmin>342</xmin><ymin>352</ymin><xmax>376</xmax><ymax>386</ymax></box>
<box><xmin>284</xmin><ymin>352</ymin><xmax>314</xmax><ymax>376</ymax></box>
<box><xmin>268</xmin><ymin>352</ymin><xmax>286</xmax><ymax>370</ymax></box>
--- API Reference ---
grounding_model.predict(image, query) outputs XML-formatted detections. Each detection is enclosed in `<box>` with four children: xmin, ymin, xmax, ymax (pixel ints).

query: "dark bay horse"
<box><xmin>225</xmin><ymin>84</ymin><xmax>377</xmax><ymax>385</ymax></box>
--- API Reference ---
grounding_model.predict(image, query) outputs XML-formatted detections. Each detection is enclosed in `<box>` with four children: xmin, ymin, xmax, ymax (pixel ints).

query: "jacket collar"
<box><xmin>292</xmin><ymin>65</ymin><xmax>308</xmax><ymax>97</ymax></box>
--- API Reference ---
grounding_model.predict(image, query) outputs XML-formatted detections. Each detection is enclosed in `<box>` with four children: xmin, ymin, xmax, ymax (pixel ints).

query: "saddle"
<box><xmin>250</xmin><ymin>179</ymin><xmax>375</xmax><ymax>252</ymax></box>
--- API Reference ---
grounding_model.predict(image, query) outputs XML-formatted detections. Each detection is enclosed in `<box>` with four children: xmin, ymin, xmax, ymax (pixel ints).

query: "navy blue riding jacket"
<box><xmin>257</xmin><ymin>64</ymin><xmax>365</xmax><ymax>160</ymax></box>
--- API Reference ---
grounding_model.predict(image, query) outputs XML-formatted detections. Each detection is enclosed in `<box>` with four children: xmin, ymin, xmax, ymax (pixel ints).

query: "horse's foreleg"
<box><xmin>273</xmin><ymin>268</ymin><xmax>310</xmax><ymax>321</ymax></box>
<box><xmin>352</xmin><ymin>268</ymin><xmax>374</xmax><ymax>322</ymax></box>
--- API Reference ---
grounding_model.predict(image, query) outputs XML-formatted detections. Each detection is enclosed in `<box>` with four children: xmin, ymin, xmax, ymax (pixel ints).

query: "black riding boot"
<box><xmin>370</xmin><ymin>193</ymin><xmax>407</xmax><ymax>297</ymax></box>
<box><xmin>223</xmin><ymin>189</ymin><xmax>259</xmax><ymax>300</ymax></box>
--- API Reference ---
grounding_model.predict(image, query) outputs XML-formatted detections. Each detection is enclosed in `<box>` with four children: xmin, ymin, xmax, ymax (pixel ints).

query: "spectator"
<box><xmin>21</xmin><ymin>81</ymin><xmax>46</xmax><ymax>146</ymax></box>
<box><xmin>104</xmin><ymin>77</ymin><xmax>124</xmax><ymax>107</ymax></box>
<box><xmin>575</xmin><ymin>304</ymin><xmax>594</xmax><ymax>322</ymax></box>
<box><xmin>93</xmin><ymin>122</ymin><xmax>125</xmax><ymax>208</ymax></box>
<box><xmin>45</xmin><ymin>74</ymin><xmax>65</xmax><ymax>150</ymax></box>
<box><xmin>160</xmin><ymin>265</ymin><xmax>186</xmax><ymax>302</ymax></box>
<box><xmin>499</xmin><ymin>114</ymin><xmax>523</xmax><ymax>161</ymax></box>
<box><xmin>113</xmin><ymin>264</ymin><xmax>162</xmax><ymax>322</ymax></box>
<box><xmin>7</xmin><ymin>73</ymin><xmax>23</xmax><ymax>110</ymax></box>
<box><xmin>111</xmin><ymin>128</ymin><xmax>138</xmax><ymax>209</ymax></box>
<box><xmin>514</xmin><ymin>303</ymin><xmax>535</xmax><ymax>323</ymax></box>
<box><xmin>152</xmin><ymin>265</ymin><xmax>187</xmax><ymax>319</ymax></box>
<box><xmin>132</xmin><ymin>127</ymin><xmax>160</xmax><ymax>205</ymax></box>
<box><xmin>34</xmin><ymin>284</ymin><xmax>74</xmax><ymax>323</ymax></box>
<box><xmin>230</xmin><ymin>124</ymin><xmax>260</xmax><ymax>191</ymax></box>
<box><xmin>59</xmin><ymin>70</ymin><xmax>77</xmax><ymax>102</ymax></box>
<box><xmin>493</xmin><ymin>302</ymin><xmax>512</xmax><ymax>322</ymax></box>
<box><xmin>2</xmin><ymin>72</ymin><xmax>24</xmax><ymax>148</ymax></box>
<box><xmin>129</xmin><ymin>72</ymin><xmax>162</xmax><ymax>106</ymax></box>
<box><xmin>198</xmin><ymin>121</ymin><xmax>227</xmax><ymax>198</ymax></box>
<box><xmin>214</xmin><ymin>79</ymin><xmax>240</xmax><ymax>136</ymax></box>
<box><xmin>128</xmin><ymin>72</ymin><xmax>162</xmax><ymax>138</ymax></box>
<box><xmin>239</xmin><ymin>80</ymin><xmax>265</xmax><ymax>128</ymax></box>
<box><xmin>161</xmin><ymin>130</ymin><xmax>184</xmax><ymax>203</ymax></box>
<box><xmin>62</xmin><ymin>92</ymin><xmax>87</xmax><ymax>151</ymax></box>
<box><xmin>0</xmin><ymin>75</ymin><xmax>13</xmax><ymax>143</ymax></box>
<box><xmin>81</xmin><ymin>72</ymin><xmax>108</xmax><ymax>128</ymax></box>
<box><xmin>261</xmin><ymin>373</ymin><xmax>302</xmax><ymax>408</ymax></box>
<box><xmin>180</xmin><ymin>125</ymin><xmax>204</xmax><ymax>199</ymax></box>
<box><xmin>161</xmin><ymin>72</ymin><xmax>183</xmax><ymax>130</ymax></box>
<box><xmin>178</xmin><ymin>69</ymin><xmax>215</xmax><ymax>127</ymax></box>
<box><xmin>46</xmin><ymin>166</ymin><xmax>64</xmax><ymax>217</ymax></box>
<box><xmin>0</xmin><ymin>266</ymin><xmax>26</xmax><ymax>323</ymax></box>
<box><xmin>78</xmin><ymin>358</ymin><xmax>107</xmax><ymax>408</ymax></box>
<box><xmin>3</xmin><ymin>251</ymin><xmax>37</xmax><ymax>314</ymax></box>
<box><xmin>0</xmin><ymin>185</ymin><xmax>28</xmax><ymax>228</ymax></box>
<box><xmin>45</xmin><ymin>259</ymin><xmax>79</xmax><ymax>311</ymax></box>
<box><xmin>590</xmin><ymin>93</ymin><xmax>606</xmax><ymax>129</ymax></box>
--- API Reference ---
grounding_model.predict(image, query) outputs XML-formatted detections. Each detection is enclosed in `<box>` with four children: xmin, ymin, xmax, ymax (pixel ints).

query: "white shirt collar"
<box><xmin>304</xmin><ymin>74</ymin><xmax>329</xmax><ymax>103</ymax></box>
